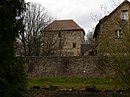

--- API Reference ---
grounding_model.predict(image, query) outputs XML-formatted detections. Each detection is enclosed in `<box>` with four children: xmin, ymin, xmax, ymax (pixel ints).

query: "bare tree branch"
<box><xmin>16</xmin><ymin>3</ymin><xmax>53</xmax><ymax>56</ymax></box>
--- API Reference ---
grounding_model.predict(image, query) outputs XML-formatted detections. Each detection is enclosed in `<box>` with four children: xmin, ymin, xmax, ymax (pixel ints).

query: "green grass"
<box><xmin>28</xmin><ymin>77</ymin><xmax>113</xmax><ymax>89</ymax></box>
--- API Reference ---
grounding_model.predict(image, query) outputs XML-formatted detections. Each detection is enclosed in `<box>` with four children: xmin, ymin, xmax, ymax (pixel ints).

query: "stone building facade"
<box><xmin>93</xmin><ymin>0</ymin><xmax>130</xmax><ymax>55</ymax></box>
<box><xmin>42</xmin><ymin>20</ymin><xmax>85</xmax><ymax>56</ymax></box>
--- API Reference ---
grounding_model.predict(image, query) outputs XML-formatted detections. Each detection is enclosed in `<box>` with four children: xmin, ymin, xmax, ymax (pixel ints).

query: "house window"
<box><xmin>121</xmin><ymin>10</ymin><xmax>129</xmax><ymax>20</ymax></box>
<box><xmin>58</xmin><ymin>32</ymin><xmax>61</xmax><ymax>37</ymax></box>
<box><xmin>115</xmin><ymin>29</ymin><xmax>123</xmax><ymax>39</ymax></box>
<box><xmin>74</xmin><ymin>33</ymin><xmax>76</xmax><ymax>36</ymax></box>
<box><xmin>73</xmin><ymin>43</ymin><xmax>76</xmax><ymax>48</ymax></box>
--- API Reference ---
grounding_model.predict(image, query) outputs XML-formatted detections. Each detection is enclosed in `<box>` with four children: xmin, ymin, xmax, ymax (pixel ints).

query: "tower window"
<box><xmin>73</xmin><ymin>43</ymin><xmax>76</xmax><ymax>48</ymax></box>
<box><xmin>58</xmin><ymin>32</ymin><xmax>61</xmax><ymax>37</ymax></box>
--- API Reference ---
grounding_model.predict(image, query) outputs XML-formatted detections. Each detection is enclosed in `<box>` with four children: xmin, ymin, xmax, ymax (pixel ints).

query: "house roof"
<box><xmin>93</xmin><ymin>23</ymin><xmax>100</xmax><ymax>38</ymax></box>
<box><xmin>93</xmin><ymin>0</ymin><xmax>130</xmax><ymax>38</ymax></box>
<box><xmin>80</xmin><ymin>44</ymin><xmax>95</xmax><ymax>56</ymax></box>
<box><xmin>43</xmin><ymin>19</ymin><xmax>85</xmax><ymax>35</ymax></box>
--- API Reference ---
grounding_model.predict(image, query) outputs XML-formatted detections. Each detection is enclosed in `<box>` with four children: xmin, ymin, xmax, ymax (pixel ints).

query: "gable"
<box><xmin>93</xmin><ymin>0</ymin><xmax>130</xmax><ymax>38</ymax></box>
<box><xmin>100</xmin><ymin>0</ymin><xmax>130</xmax><ymax>23</ymax></box>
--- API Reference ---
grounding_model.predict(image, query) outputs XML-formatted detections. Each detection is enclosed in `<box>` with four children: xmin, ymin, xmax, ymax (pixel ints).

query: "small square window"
<box><xmin>73</xmin><ymin>43</ymin><xmax>76</xmax><ymax>48</ymax></box>
<box><xmin>121</xmin><ymin>10</ymin><xmax>129</xmax><ymax>20</ymax></box>
<box><xmin>115</xmin><ymin>29</ymin><xmax>123</xmax><ymax>39</ymax></box>
<box><xmin>58</xmin><ymin>32</ymin><xmax>61</xmax><ymax>37</ymax></box>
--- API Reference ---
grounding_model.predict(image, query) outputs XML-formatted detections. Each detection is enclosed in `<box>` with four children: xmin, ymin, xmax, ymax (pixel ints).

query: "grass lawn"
<box><xmin>28</xmin><ymin>77</ymin><xmax>114</xmax><ymax>90</ymax></box>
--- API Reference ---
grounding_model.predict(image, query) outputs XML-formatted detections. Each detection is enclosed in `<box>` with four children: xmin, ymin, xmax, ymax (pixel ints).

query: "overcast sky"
<box><xmin>25</xmin><ymin>0</ymin><xmax>125</xmax><ymax>34</ymax></box>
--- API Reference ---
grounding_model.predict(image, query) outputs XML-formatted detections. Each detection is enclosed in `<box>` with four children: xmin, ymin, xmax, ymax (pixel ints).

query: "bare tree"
<box><xmin>17</xmin><ymin>2</ymin><xmax>53</xmax><ymax>56</ymax></box>
<box><xmin>90</xmin><ymin>0</ymin><xmax>121</xmax><ymax>26</ymax></box>
<box><xmin>86</xmin><ymin>30</ymin><xmax>95</xmax><ymax>44</ymax></box>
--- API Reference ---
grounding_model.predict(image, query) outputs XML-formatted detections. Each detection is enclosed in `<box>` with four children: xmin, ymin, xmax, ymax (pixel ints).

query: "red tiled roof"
<box><xmin>44</xmin><ymin>19</ymin><xmax>84</xmax><ymax>31</ymax></box>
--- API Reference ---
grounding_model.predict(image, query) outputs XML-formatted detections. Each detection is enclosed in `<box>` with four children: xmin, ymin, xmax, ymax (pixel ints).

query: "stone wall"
<box><xmin>25</xmin><ymin>56</ymin><xmax>103</xmax><ymax>78</ymax></box>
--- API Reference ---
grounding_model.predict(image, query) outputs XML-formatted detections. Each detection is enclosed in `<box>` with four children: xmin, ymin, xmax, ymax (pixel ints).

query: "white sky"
<box><xmin>25</xmin><ymin>0</ymin><xmax>125</xmax><ymax>34</ymax></box>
